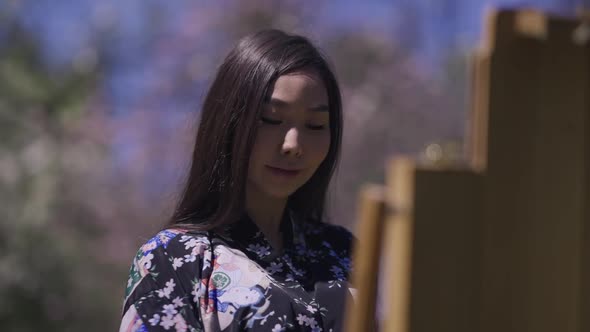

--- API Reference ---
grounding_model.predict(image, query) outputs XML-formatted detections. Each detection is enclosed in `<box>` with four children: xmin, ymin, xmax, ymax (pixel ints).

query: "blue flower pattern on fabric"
<box><xmin>119</xmin><ymin>212</ymin><xmax>354</xmax><ymax>332</ymax></box>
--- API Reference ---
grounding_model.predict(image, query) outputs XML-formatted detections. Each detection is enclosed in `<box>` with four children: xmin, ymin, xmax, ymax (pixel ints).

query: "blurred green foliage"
<box><xmin>0</xmin><ymin>20</ymin><xmax>121</xmax><ymax>332</ymax></box>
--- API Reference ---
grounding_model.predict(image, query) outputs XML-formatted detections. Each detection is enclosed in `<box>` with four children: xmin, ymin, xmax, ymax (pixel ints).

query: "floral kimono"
<box><xmin>119</xmin><ymin>210</ymin><xmax>355</xmax><ymax>332</ymax></box>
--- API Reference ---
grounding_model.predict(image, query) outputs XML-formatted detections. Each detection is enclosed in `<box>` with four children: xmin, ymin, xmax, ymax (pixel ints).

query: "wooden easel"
<box><xmin>345</xmin><ymin>9</ymin><xmax>590</xmax><ymax>332</ymax></box>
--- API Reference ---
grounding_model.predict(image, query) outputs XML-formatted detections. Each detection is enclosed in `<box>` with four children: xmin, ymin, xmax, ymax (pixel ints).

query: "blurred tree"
<box><xmin>323</xmin><ymin>30</ymin><xmax>460</xmax><ymax>227</ymax></box>
<box><xmin>0</xmin><ymin>15</ymin><xmax>122</xmax><ymax>332</ymax></box>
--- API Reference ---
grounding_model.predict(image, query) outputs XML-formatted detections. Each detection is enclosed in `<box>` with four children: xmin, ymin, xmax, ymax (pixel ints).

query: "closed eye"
<box><xmin>261</xmin><ymin>116</ymin><xmax>326</xmax><ymax>130</ymax></box>
<box><xmin>260</xmin><ymin>117</ymin><xmax>282</xmax><ymax>125</ymax></box>
<box><xmin>307</xmin><ymin>124</ymin><xmax>326</xmax><ymax>130</ymax></box>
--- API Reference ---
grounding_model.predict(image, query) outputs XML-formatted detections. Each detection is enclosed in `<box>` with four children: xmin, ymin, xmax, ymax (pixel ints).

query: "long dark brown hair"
<box><xmin>168</xmin><ymin>29</ymin><xmax>343</xmax><ymax>231</ymax></box>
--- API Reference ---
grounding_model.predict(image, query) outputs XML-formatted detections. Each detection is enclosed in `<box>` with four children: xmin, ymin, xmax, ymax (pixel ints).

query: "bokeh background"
<box><xmin>0</xmin><ymin>0</ymin><xmax>581</xmax><ymax>330</ymax></box>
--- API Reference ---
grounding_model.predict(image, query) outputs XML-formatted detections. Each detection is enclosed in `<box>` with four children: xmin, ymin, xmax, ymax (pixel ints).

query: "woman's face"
<box><xmin>247</xmin><ymin>70</ymin><xmax>331</xmax><ymax>199</ymax></box>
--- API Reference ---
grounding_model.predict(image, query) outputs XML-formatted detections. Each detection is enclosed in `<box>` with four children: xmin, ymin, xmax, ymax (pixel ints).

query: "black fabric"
<box><xmin>120</xmin><ymin>210</ymin><xmax>355</xmax><ymax>332</ymax></box>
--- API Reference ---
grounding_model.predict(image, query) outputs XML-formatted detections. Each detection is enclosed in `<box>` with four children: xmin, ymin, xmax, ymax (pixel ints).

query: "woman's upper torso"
<box><xmin>120</xmin><ymin>210</ymin><xmax>355</xmax><ymax>332</ymax></box>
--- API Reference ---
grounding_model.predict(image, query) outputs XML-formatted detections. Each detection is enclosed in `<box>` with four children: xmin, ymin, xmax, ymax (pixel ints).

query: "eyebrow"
<box><xmin>267</xmin><ymin>97</ymin><xmax>329</xmax><ymax>112</ymax></box>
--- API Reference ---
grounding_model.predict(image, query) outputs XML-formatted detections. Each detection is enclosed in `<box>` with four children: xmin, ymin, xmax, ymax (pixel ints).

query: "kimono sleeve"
<box><xmin>119</xmin><ymin>230</ymin><xmax>212</xmax><ymax>332</ymax></box>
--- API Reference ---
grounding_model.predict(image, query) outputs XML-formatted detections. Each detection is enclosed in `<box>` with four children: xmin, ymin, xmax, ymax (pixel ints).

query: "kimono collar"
<box><xmin>222</xmin><ymin>208</ymin><xmax>306</xmax><ymax>260</ymax></box>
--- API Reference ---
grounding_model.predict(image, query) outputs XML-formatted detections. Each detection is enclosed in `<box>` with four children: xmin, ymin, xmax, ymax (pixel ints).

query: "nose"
<box><xmin>281</xmin><ymin>127</ymin><xmax>302</xmax><ymax>157</ymax></box>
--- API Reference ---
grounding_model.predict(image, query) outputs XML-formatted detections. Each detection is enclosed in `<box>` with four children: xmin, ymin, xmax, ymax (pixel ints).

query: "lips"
<box><xmin>265</xmin><ymin>165</ymin><xmax>302</xmax><ymax>177</ymax></box>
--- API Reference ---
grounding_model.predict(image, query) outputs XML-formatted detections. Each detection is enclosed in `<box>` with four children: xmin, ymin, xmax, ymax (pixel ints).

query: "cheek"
<box><xmin>248</xmin><ymin>130</ymin><xmax>273</xmax><ymax>171</ymax></box>
<box><xmin>306</xmin><ymin>132</ymin><xmax>331</xmax><ymax>164</ymax></box>
<box><xmin>247</xmin><ymin>141</ymin><xmax>260</xmax><ymax>179</ymax></box>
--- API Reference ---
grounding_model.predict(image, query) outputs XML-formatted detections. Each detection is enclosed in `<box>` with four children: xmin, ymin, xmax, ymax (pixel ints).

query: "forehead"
<box><xmin>270</xmin><ymin>71</ymin><xmax>328</xmax><ymax>103</ymax></box>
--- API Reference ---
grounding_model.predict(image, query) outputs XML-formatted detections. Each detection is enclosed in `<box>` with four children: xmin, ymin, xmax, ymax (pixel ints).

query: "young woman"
<box><xmin>119</xmin><ymin>29</ymin><xmax>355</xmax><ymax>332</ymax></box>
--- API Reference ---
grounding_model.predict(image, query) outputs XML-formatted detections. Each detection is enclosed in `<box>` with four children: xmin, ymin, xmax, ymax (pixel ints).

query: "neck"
<box><xmin>245</xmin><ymin>182</ymin><xmax>287</xmax><ymax>250</ymax></box>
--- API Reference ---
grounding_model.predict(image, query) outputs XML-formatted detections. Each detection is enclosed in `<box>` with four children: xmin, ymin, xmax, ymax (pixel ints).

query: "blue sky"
<box><xmin>12</xmin><ymin>0</ymin><xmax>577</xmax><ymax>70</ymax></box>
<box><xmin>4</xmin><ymin>0</ymin><xmax>577</xmax><ymax>173</ymax></box>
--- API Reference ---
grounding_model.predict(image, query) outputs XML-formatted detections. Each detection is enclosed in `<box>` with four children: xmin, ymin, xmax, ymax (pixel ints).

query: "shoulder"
<box><xmin>123</xmin><ymin>228</ymin><xmax>213</xmax><ymax>305</ymax></box>
<box><xmin>298</xmin><ymin>220</ymin><xmax>355</xmax><ymax>280</ymax></box>
<box><xmin>302</xmin><ymin>219</ymin><xmax>354</xmax><ymax>239</ymax></box>
<box><xmin>121</xmin><ymin>229</ymin><xmax>213</xmax><ymax>330</ymax></box>
<box><xmin>139</xmin><ymin>228</ymin><xmax>212</xmax><ymax>256</ymax></box>
<box><xmin>301</xmin><ymin>220</ymin><xmax>356</xmax><ymax>253</ymax></box>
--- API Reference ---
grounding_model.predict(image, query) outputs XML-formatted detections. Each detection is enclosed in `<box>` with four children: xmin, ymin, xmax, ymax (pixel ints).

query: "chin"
<box><xmin>260</xmin><ymin>184</ymin><xmax>302</xmax><ymax>199</ymax></box>
<box><xmin>265</xmin><ymin>189</ymin><xmax>296</xmax><ymax>199</ymax></box>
